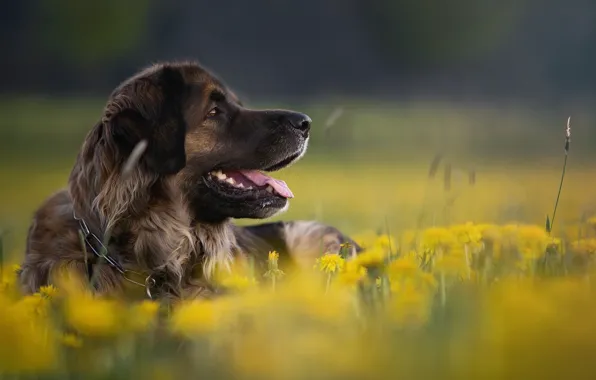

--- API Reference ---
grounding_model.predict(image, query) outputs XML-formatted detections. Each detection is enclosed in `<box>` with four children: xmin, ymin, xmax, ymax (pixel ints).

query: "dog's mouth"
<box><xmin>206</xmin><ymin>169</ymin><xmax>293</xmax><ymax>198</ymax></box>
<box><xmin>202</xmin><ymin>151</ymin><xmax>303</xmax><ymax>201</ymax></box>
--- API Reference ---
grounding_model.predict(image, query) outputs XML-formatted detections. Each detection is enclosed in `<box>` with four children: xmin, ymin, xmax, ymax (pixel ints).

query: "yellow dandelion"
<box><xmin>374</xmin><ymin>234</ymin><xmax>396</xmax><ymax>252</ymax></box>
<box><xmin>170</xmin><ymin>300</ymin><xmax>217</xmax><ymax>336</ymax></box>
<box><xmin>61</xmin><ymin>333</ymin><xmax>83</xmax><ymax>348</ymax></box>
<box><xmin>571</xmin><ymin>239</ymin><xmax>596</xmax><ymax>255</ymax></box>
<box><xmin>39</xmin><ymin>285</ymin><xmax>58</xmax><ymax>299</ymax></box>
<box><xmin>478</xmin><ymin>224</ymin><xmax>502</xmax><ymax>242</ymax></box>
<box><xmin>127</xmin><ymin>300</ymin><xmax>161</xmax><ymax>332</ymax></box>
<box><xmin>315</xmin><ymin>253</ymin><xmax>345</xmax><ymax>274</ymax></box>
<box><xmin>64</xmin><ymin>294</ymin><xmax>122</xmax><ymax>337</ymax></box>
<box><xmin>387</xmin><ymin>255</ymin><xmax>420</xmax><ymax>278</ymax></box>
<box><xmin>16</xmin><ymin>293</ymin><xmax>49</xmax><ymax>317</ymax></box>
<box><xmin>0</xmin><ymin>295</ymin><xmax>57</xmax><ymax>372</ymax></box>
<box><xmin>268</xmin><ymin>250</ymin><xmax>279</xmax><ymax>261</ymax></box>
<box><xmin>352</xmin><ymin>246</ymin><xmax>386</xmax><ymax>268</ymax></box>
<box><xmin>422</xmin><ymin>227</ymin><xmax>457</xmax><ymax>251</ymax></box>
<box><xmin>450</xmin><ymin>222</ymin><xmax>483</xmax><ymax>245</ymax></box>
<box><xmin>517</xmin><ymin>225</ymin><xmax>549</xmax><ymax>243</ymax></box>
<box><xmin>337</xmin><ymin>261</ymin><xmax>367</xmax><ymax>286</ymax></box>
<box><xmin>219</xmin><ymin>274</ymin><xmax>258</xmax><ymax>291</ymax></box>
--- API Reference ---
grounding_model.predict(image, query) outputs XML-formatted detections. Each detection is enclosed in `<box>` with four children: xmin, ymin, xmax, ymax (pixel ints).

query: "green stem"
<box><xmin>549</xmin><ymin>152</ymin><xmax>568</xmax><ymax>234</ymax></box>
<box><xmin>325</xmin><ymin>273</ymin><xmax>332</xmax><ymax>294</ymax></box>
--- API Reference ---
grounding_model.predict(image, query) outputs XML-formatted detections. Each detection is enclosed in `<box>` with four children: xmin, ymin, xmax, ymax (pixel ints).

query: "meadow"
<box><xmin>1</xmin><ymin>98</ymin><xmax>596</xmax><ymax>379</ymax></box>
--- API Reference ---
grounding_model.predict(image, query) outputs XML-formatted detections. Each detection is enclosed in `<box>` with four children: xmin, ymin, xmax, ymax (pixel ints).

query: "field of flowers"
<box><xmin>2</xmin><ymin>103</ymin><xmax>596</xmax><ymax>379</ymax></box>
<box><xmin>3</xmin><ymin>218</ymin><xmax>596</xmax><ymax>379</ymax></box>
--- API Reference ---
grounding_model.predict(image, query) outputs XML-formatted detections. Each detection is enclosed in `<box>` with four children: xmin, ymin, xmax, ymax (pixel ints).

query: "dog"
<box><xmin>18</xmin><ymin>61</ymin><xmax>359</xmax><ymax>300</ymax></box>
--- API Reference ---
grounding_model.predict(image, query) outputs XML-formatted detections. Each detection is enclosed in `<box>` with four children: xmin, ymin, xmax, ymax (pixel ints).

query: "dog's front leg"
<box><xmin>234</xmin><ymin>221</ymin><xmax>361</xmax><ymax>269</ymax></box>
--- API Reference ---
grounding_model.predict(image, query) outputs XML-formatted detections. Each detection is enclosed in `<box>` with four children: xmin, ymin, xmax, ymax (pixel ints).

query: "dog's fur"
<box><xmin>19</xmin><ymin>61</ymin><xmax>358</xmax><ymax>300</ymax></box>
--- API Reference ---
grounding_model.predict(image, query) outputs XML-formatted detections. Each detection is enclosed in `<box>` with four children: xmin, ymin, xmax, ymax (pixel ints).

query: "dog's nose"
<box><xmin>287</xmin><ymin>112</ymin><xmax>312</xmax><ymax>133</ymax></box>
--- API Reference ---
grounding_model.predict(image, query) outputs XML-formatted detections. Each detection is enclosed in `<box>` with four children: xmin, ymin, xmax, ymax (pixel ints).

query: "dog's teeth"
<box><xmin>266</xmin><ymin>186</ymin><xmax>273</xmax><ymax>193</ymax></box>
<box><xmin>226</xmin><ymin>177</ymin><xmax>236</xmax><ymax>185</ymax></box>
<box><xmin>216</xmin><ymin>172</ymin><xmax>227</xmax><ymax>180</ymax></box>
<box><xmin>237</xmin><ymin>183</ymin><xmax>245</xmax><ymax>188</ymax></box>
<box><xmin>247</xmin><ymin>186</ymin><xmax>253</xmax><ymax>190</ymax></box>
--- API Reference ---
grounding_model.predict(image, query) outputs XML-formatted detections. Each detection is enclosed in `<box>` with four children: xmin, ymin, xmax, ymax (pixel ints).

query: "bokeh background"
<box><xmin>2</xmin><ymin>0</ymin><xmax>596</xmax><ymax>260</ymax></box>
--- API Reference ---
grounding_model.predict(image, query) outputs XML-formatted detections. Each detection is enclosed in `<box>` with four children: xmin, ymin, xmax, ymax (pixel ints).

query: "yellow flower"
<box><xmin>352</xmin><ymin>246</ymin><xmax>387</xmax><ymax>268</ymax></box>
<box><xmin>16</xmin><ymin>293</ymin><xmax>50</xmax><ymax>317</ymax></box>
<box><xmin>387</xmin><ymin>255</ymin><xmax>420</xmax><ymax>278</ymax></box>
<box><xmin>39</xmin><ymin>285</ymin><xmax>58</xmax><ymax>299</ymax></box>
<box><xmin>517</xmin><ymin>225</ymin><xmax>549</xmax><ymax>244</ymax></box>
<box><xmin>337</xmin><ymin>261</ymin><xmax>367</xmax><ymax>286</ymax></box>
<box><xmin>170</xmin><ymin>300</ymin><xmax>217</xmax><ymax>336</ymax></box>
<box><xmin>374</xmin><ymin>234</ymin><xmax>396</xmax><ymax>252</ymax></box>
<box><xmin>450</xmin><ymin>222</ymin><xmax>483</xmax><ymax>245</ymax></box>
<box><xmin>61</xmin><ymin>333</ymin><xmax>83</xmax><ymax>348</ymax></box>
<box><xmin>0</xmin><ymin>295</ymin><xmax>57</xmax><ymax>372</ymax></box>
<box><xmin>315</xmin><ymin>253</ymin><xmax>345</xmax><ymax>274</ymax></box>
<box><xmin>64</xmin><ymin>294</ymin><xmax>122</xmax><ymax>337</ymax></box>
<box><xmin>422</xmin><ymin>227</ymin><xmax>457</xmax><ymax>251</ymax></box>
<box><xmin>219</xmin><ymin>274</ymin><xmax>258</xmax><ymax>291</ymax></box>
<box><xmin>478</xmin><ymin>224</ymin><xmax>502</xmax><ymax>242</ymax></box>
<box><xmin>127</xmin><ymin>300</ymin><xmax>160</xmax><ymax>332</ymax></box>
<box><xmin>571</xmin><ymin>239</ymin><xmax>596</xmax><ymax>255</ymax></box>
<box><xmin>268</xmin><ymin>250</ymin><xmax>279</xmax><ymax>261</ymax></box>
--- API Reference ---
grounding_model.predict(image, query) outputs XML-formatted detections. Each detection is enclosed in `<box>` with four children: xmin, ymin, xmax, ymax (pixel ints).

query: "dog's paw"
<box><xmin>283</xmin><ymin>221</ymin><xmax>362</xmax><ymax>265</ymax></box>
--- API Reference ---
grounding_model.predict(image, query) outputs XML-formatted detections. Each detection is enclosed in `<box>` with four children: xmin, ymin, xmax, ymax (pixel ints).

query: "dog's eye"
<box><xmin>206</xmin><ymin>107</ymin><xmax>220</xmax><ymax>118</ymax></box>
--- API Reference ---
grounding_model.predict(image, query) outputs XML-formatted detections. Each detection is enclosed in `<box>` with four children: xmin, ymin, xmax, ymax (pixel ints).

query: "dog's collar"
<box><xmin>73</xmin><ymin>211</ymin><xmax>156</xmax><ymax>299</ymax></box>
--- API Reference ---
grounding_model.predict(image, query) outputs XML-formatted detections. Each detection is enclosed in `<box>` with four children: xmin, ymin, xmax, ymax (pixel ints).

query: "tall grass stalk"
<box><xmin>548</xmin><ymin>117</ymin><xmax>572</xmax><ymax>234</ymax></box>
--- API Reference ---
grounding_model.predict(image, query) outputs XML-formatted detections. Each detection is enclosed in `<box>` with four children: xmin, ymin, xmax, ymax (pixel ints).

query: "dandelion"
<box><xmin>64</xmin><ymin>294</ymin><xmax>122</xmax><ymax>337</ymax></box>
<box><xmin>16</xmin><ymin>293</ymin><xmax>49</xmax><ymax>317</ymax></box>
<box><xmin>571</xmin><ymin>239</ymin><xmax>596</xmax><ymax>256</ymax></box>
<box><xmin>387</xmin><ymin>255</ymin><xmax>420</xmax><ymax>278</ymax></box>
<box><xmin>450</xmin><ymin>222</ymin><xmax>482</xmax><ymax>246</ymax></box>
<box><xmin>268</xmin><ymin>250</ymin><xmax>279</xmax><ymax>262</ymax></box>
<box><xmin>315</xmin><ymin>253</ymin><xmax>345</xmax><ymax>274</ymax></box>
<box><xmin>264</xmin><ymin>251</ymin><xmax>285</xmax><ymax>290</ymax></box>
<box><xmin>422</xmin><ymin>227</ymin><xmax>456</xmax><ymax>251</ymax></box>
<box><xmin>374</xmin><ymin>234</ymin><xmax>396</xmax><ymax>252</ymax></box>
<box><xmin>170</xmin><ymin>300</ymin><xmax>217</xmax><ymax>337</ymax></box>
<box><xmin>219</xmin><ymin>274</ymin><xmax>258</xmax><ymax>292</ymax></box>
<box><xmin>0</xmin><ymin>295</ymin><xmax>57</xmax><ymax>372</ymax></box>
<box><xmin>39</xmin><ymin>285</ymin><xmax>58</xmax><ymax>299</ymax></box>
<box><xmin>352</xmin><ymin>247</ymin><xmax>387</xmax><ymax>268</ymax></box>
<box><xmin>315</xmin><ymin>253</ymin><xmax>345</xmax><ymax>293</ymax></box>
<box><xmin>337</xmin><ymin>261</ymin><xmax>367</xmax><ymax>286</ymax></box>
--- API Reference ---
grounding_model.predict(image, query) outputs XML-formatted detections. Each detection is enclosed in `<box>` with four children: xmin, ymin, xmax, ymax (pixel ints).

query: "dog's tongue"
<box><xmin>239</xmin><ymin>170</ymin><xmax>294</xmax><ymax>198</ymax></box>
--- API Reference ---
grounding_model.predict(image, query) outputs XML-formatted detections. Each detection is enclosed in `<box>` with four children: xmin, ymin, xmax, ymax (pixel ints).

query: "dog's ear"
<box><xmin>106</xmin><ymin>66</ymin><xmax>188</xmax><ymax>176</ymax></box>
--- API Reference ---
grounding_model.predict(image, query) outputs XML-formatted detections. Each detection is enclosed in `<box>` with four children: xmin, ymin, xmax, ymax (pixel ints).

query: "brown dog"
<box><xmin>18</xmin><ymin>61</ymin><xmax>359</xmax><ymax>300</ymax></box>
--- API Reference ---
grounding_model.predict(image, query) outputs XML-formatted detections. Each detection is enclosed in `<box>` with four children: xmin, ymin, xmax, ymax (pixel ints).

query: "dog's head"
<box><xmin>104</xmin><ymin>62</ymin><xmax>310</xmax><ymax>222</ymax></box>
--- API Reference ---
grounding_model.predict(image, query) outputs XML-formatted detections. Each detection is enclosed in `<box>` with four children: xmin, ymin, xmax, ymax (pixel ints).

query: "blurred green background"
<box><xmin>2</xmin><ymin>0</ymin><xmax>596</xmax><ymax>261</ymax></box>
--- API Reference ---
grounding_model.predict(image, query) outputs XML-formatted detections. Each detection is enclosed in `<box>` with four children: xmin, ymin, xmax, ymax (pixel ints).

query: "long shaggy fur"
<box><xmin>18</xmin><ymin>61</ymin><xmax>359</xmax><ymax>300</ymax></box>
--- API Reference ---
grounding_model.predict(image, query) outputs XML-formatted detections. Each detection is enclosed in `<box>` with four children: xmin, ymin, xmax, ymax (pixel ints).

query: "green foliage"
<box><xmin>36</xmin><ymin>0</ymin><xmax>153</xmax><ymax>64</ymax></box>
<box><xmin>358</xmin><ymin>0</ymin><xmax>527</xmax><ymax>63</ymax></box>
